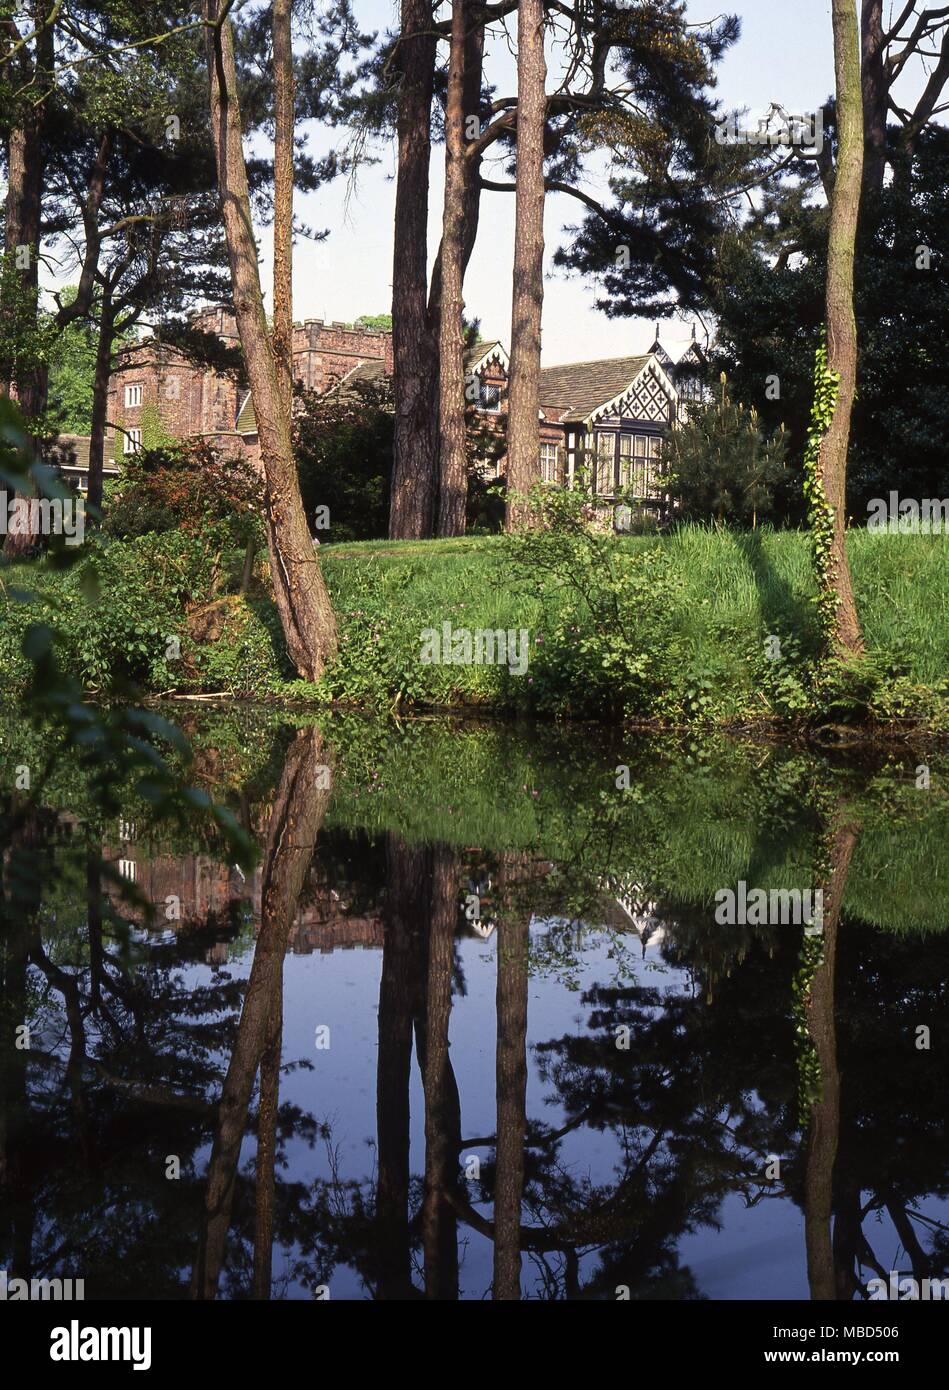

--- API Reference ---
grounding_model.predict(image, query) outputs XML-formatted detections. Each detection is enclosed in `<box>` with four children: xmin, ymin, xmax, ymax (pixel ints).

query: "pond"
<box><xmin>1</xmin><ymin>711</ymin><xmax>946</xmax><ymax>1301</ymax></box>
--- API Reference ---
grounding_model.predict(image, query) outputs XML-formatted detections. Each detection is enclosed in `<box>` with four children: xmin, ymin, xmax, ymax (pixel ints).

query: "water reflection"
<box><xmin>1</xmin><ymin>718</ymin><xmax>947</xmax><ymax>1300</ymax></box>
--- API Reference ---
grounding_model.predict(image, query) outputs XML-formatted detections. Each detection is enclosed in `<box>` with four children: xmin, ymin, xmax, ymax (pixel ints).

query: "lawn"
<box><xmin>2</xmin><ymin>526</ymin><xmax>946</xmax><ymax>726</ymax></box>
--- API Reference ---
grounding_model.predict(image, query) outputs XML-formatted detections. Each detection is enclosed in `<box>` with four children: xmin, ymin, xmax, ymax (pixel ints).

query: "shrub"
<box><xmin>294</xmin><ymin>379</ymin><xmax>394</xmax><ymax>542</ymax></box>
<box><xmin>663</xmin><ymin>375</ymin><xmax>789</xmax><ymax>526</ymax></box>
<box><xmin>502</xmin><ymin>482</ymin><xmax>683</xmax><ymax>719</ymax></box>
<box><xmin>104</xmin><ymin>439</ymin><xmax>263</xmax><ymax>546</ymax></box>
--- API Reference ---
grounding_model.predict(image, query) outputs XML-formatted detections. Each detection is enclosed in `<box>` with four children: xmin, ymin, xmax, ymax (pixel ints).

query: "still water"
<box><xmin>2</xmin><ymin>712</ymin><xmax>946</xmax><ymax>1299</ymax></box>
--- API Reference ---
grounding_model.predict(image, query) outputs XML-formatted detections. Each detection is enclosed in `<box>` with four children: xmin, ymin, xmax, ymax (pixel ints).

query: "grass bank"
<box><xmin>1</xmin><ymin>527</ymin><xmax>946</xmax><ymax>728</ymax></box>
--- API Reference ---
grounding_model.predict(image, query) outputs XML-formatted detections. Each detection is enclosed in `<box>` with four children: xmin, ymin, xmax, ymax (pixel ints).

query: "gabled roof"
<box><xmin>539</xmin><ymin>354</ymin><xmax>655</xmax><ymax>423</ymax></box>
<box><xmin>50</xmin><ymin>434</ymin><xmax>91</xmax><ymax>471</ymax></box>
<box><xmin>464</xmin><ymin>340</ymin><xmax>509</xmax><ymax>375</ymax></box>
<box><xmin>236</xmin><ymin>358</ymin><xmax>389</xmax><ymax>436</ymax></box>
<box><xmin>675</xmin><ymin>340</ymin><xmax>707</xmax><ymax>369</ymax></box>
<box><xmin>648</xmin><ymin>335</ymin><xmax>674</xmax><ymax>367</ymax></box>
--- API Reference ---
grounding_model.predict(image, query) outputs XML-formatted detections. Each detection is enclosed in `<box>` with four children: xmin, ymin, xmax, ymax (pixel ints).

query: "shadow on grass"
<box><xmin>245</xmin><ymin>593</ymin><xmax>298</xmax><ymax>682</ymax></box>
<box><xmin>733</xmin><ymin>530</ymin><xmax>822</xmax><ymax>657</ymax></box>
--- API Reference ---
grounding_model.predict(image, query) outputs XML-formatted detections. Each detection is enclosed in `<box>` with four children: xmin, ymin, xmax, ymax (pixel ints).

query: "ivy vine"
<box><xmin>791</xmin><ymin>788</ymin><xmax>837</xmax><ymax>1119</ymax></box>
<box><xmin>802</xmin><ymin>336</ymin><xmax>841</xmax><ymax>643</ymax></box>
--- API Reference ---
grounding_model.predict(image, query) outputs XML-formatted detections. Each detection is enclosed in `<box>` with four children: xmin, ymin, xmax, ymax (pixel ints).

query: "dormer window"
<box><xmin>480</xmin><ymin>381</ymin><xmax>501</xmax><ymax>413</ymax></box>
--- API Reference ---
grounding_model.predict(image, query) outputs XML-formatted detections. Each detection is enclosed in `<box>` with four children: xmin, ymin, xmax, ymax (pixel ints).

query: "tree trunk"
<box><xmin>819</xmin><ymin>0</ymin><xmax>865</xmax><ymax>656</ymax></box>
<box><xmin>504</xmin><ymin>0</ymin><xmax>546</xmax><ymax>532</ymax></box>
<box><xmin>388</xmin><ymin>0</ymin><xmax>438</xmax><ymax>539</ymax></box>
<box><xmin>803</xmin><ymin>817</ymin><xmax>859</xmax><ymax>1301</ymax></box>
<box><xmin>2</xmin><ymin>2</ymin><xmax>53</xmax><ymax>557</ymax></box>
<box><xmin>191</xmin><ymin>729</ymin><xmax>331</xmax><ymax>1298</ymax></box>
<box><xmin>428</xmin><ymin>17</ymin><xmax>486</xmax><ymax>326</ymax></box>
<box><xmin>421</xmin><ymin>845</ymin><xmax>461</xmax><ymax>1298</ymax></box>
<box><xmin>2</xmin><ymin>122</ymin><xmax>42</xmax><ymax>409</ymax></box>
<box><xmin>271</xmin><ymin>0</ymin><xmax>294</xmax><ymax>421</ymax></box>
<box><xmin>204</xmin><ymin>0</ymin><xmax>337</xmax><ymax>680</ymax></box>
<box><xmin>429</xmin><ymin>16</ymin><xmax>485</xmax><ymax>536</ymax></box>
<box><xmin>87</xmin><ymin>291</ymin><xmax>116</xmax><ymax>515</ymax></box>
<box><xmin>493</xmin><ymin>857</ymin><xmax>529</xmax><ymax>1299</ymax></box>
<box><xmin>860</xmin><ymin>1</ymin><xmax>888</xmax><ymax>199</ymax></box>
<box><xmin>1</xmin><ymin>0</ymin><xmax>49</xmax><ymax>413</ymax></box>
<box><xmin>435</xmin><ymin>1</ymin><xmax>470</xmax><ymax>538</ymax></box>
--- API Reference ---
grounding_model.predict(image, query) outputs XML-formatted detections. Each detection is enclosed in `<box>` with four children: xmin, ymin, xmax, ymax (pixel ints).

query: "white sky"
<box><xmin>274</xmin><ymin>0</ymin><xmax>839</xmax><ymax>364</ymax></box>
<box><xmin>33</xmin><ymin>2</ymin><xmax>939</xmax><ymax>365</ymax></box>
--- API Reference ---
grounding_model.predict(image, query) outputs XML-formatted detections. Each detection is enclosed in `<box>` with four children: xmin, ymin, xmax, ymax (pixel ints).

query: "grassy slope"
<box><xmin>314</xmin><ymin>528</ymin><xmax>947</xmax><ymax>713</ymax></box>
<box><xmin>2</xmin><ymin>527</ymin><xmax>946</xmax><ymax>722</ymax></box>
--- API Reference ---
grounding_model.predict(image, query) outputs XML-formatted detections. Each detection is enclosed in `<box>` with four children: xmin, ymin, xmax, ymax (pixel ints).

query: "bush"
<box><xmin>502</xmin><ymin>482</ymin><xmax>683</xmax><ymax>719</ymax></box>
<box><xmin>104</xmin><ymin>439</ymin><xmax>263</xmax><ymax>547</ymax></box>
<box><xmin>663</xmin><ymin>376</ymin><xmax>789</xmax><ymax>526</ymax></box>
<box><xmin>294</xmin><ymin>379</ymin><xmax>394</xmax><ymax>542</ymax></box>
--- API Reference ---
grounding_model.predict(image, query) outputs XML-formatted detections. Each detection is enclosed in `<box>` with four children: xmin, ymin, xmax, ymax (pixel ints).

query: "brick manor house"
<box><xmin>59</xmin><ymin>305</ymin><xmax>706</xmax><ymax>507</ymax></box>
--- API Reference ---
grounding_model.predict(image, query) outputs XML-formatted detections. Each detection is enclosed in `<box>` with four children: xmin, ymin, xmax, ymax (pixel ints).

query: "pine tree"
<box><xmin>662</xmin><ymin>376</ymin><xmax>788</xmax><ymax>527</ymax></box>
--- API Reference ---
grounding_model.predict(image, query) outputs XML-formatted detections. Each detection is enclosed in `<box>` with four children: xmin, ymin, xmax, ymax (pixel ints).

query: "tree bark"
<box><xmin>204</xmin><ymin>0</ymin><xmax>337</xmax><ymax>680</ymax></box>
<box><xmin>804</xmin><ymin>817</ymin><xmax>859</xmax><ymax>1301</ymax></box>
<box><xmin>428</xmin><ymin>17</ymin><xmax>486</xmax><ymax>327</ymax></box>
<box><xmin>272</xmin><ymin>0</ymin><xmax>294</xmax><ymax>422</ymax></box>
<box><xmin>2</xmin><ymin>1</ymin><xmax>53</xmax><ymax>557</ymax></box>
<box><xmin>191</xmin><ymin>728</ymin><xmax>331</xmax><ymax>1299</ymax></box>
<box><xmin>1</xmin><ymin>0</ymin><xmax>50</xmax><ymax>415</ymax></box>
<box><xmin>860</xmin><ymin>2</ymin><xmax>888</xmax><ymax>199</ymax></box>
<box><xmin>435</xmin><ymin>0</ymin><xmax>470</xmax><ymax>538</ymax></box>
<box><xmin>504</xmin><ymin>0</ymin><xmax>546</xmax><ymax>532</ymax></box>
<box><xmin>493</xmin><ymin>857</ymin><xmax>529</xmax><ymax>1299</ymax></box>
<box><xmin>819</xmin><ymin>0</ymin><xmax>865</xmax><ymax>656</ymax></box>
<box><xmin>388</xmin><ymin>0</ymin><xmax>438</xmax><ymax>539</ymax></box>
<box><xmin>86</xmin><ymin>290</ymin><xmax>116</xmax><ymax>515</ymax></box>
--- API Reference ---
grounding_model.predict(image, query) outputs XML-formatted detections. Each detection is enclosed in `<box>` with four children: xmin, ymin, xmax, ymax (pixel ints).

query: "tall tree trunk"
<box><xmin>87</xmin><ymin>291</ymin><xmax>116</xmax><ymax>514</ymax></box>
<box><xmin>803</xmin><ymin>816</ymin><xmax>860</xmax><ymax>1301</ymax></box>
<box><xmin>819</xmin><ymin>0</ymin><xmax>865</xmax><ymax>655</ymax></box>
<box><xmin>860</xmin><ymin>1</ymin><xmax>888</xmax><ymax>199</ymax></box>
<box><xmin>2</xmin><ymin>1</ymin><xmax>53</xmax><ymax>557</ymax></box>
<box><xmin>388</xmin><ymin>0</ymin><xmax>438</xmax><ymax>540</ymax></box>
<box><xmin>1</xmin><ymin>0</ymin><xmax>49</xmax><ymax>413</ymax></box>
<box><xmin>2</xmin><ymin>122</ymin><xmax>42</xmax><ymax>409</ymax></box>
<box><xmin>421</xmin><ymin>846</ymin><xmax>461</xmax><ymax>1298</ymax></box>
<box><xmin>504</xmin><ymin>0</ymin><xmax>546</xmax><ymax>532</ymax></box>
<box><xmin>191</xmin><ymin>729</ymin><xmax>331</xmax><ymax>1299</ymax></box>
<box><xmin>375</xmin><ymin>836</ymin><xmax>428</xmax><ymax>1298</ymax></box>
<box><xmin>428</xmin><ymin>17</ymin><xmax>486</xmax><ymax>325</ymax></box>
<box><xmin>271</xmin><ymin>0</ymin><xmax>294</xmax><ymax>421</ymax></box>
<box><xmin>493</xmin><ymin>857</ymin><xmax>529</xmax><ymax>1299</ymax></box>
<box><xmin>204</xmin><ymin>0</ymin><xmax>337</xmax><ymax>680</ymax></box>
<box><xmin>435</xmin><ymin>0</ymin><xmax>470</xmax><ymax>538</ymax></box>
